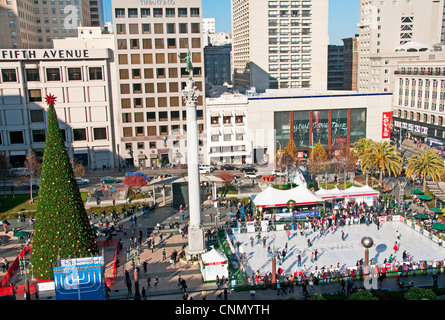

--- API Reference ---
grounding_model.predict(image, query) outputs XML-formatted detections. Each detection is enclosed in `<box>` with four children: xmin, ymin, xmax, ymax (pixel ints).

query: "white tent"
<box><xmin>200</xmin><ymin>248</ymin><xmax>228</xmax><ymax>282</ymax></box>
<box><xmin>315</xmin><ymin>187</ymin><xmax>346</xmax><ymax>200</ymax></box>
<box><xmin>251</xmin><ymin>185</ymin><xmax>324</xmax><ymax>208</ymax></box>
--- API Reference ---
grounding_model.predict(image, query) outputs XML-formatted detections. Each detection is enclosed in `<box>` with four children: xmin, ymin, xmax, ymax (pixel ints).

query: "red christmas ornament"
<box><xmin>44</xmin><ymin>93</ymin><xmax>57</xmax><ymax>106</ymax></box>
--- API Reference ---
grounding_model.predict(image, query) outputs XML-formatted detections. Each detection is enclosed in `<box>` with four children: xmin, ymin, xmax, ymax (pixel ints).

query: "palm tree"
<box><xmin>359</xmin><ymin>141</ymin><xmax>402</xmax><ymax>187</ymax></box>
<box><xmin>406</xmin><ymin>149</ymin><xmax>445</xmax><ymax>193</ymax></box>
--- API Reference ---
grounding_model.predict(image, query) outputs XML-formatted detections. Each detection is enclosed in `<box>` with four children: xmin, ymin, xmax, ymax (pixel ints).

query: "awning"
<box><xmin>211</xmin><ymin>128</ymin><xmax>221</xmax><ymax>135</ymax></box>
<box><xmin>149</xmin><ymin>154</ymin><xmax>158</xmax><ymax>159</ymax></box>
<box><xmin>251</xmin><ymin>185</ymin><xmax>324</xmax><ymax>208</ymax></box>
<box><xmin>236</xmin><ymin>127</ymin><xmax>245</xmax><ymax>134</ymax></box>
<box><xmin>138</xmin><ymin>154</ymin><xmax>146</xmax><ymax>159</ymax></box>
<box><xmin>210</xmin><ymin>110</ymin><xmax>219</xmax><ymax>117</ymax></box>
<box><xmin>223</xmin><ymin>128</ymin><xmax>232</xmax><ymax>135</ymax></box>
<box><xmin>223</xmin><ymin>110</ymin><xmax>232</xmax><ymax>116</ymax></box>
<box><xmin>235</xmin><ymin>109</ymin><xmax>244</xmax><ymax>116</ymax></box>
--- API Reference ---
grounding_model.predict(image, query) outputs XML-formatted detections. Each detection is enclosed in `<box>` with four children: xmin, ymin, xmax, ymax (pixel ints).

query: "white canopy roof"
<box><xmin>394</xmin><ymin>41</ymin><xmax>431</xmax><ymax>52</ymax></box>
<box><xmin>201</xmin><ymin>248</ymin><xmax>227</xmax><ymax>266</ymax></box>
<box><xmin>251</xmin><ymin>185</ymin><xmax>324</xmax><ymax>208</ymax></box>
<box><xmin>315</xmin><ymin>185</ymin><xmax>379</xmax><ymax>199</ymax></box>
<box><xmin>315</xmin><ymin>187</ymin><xmax>345</xmax><ymax>199</ymax></box>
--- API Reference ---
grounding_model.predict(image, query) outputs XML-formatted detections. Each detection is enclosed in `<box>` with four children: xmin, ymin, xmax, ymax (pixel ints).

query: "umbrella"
<box><xmin>412</xmin><ymin>189</ymin><xmax>424</xmax><ymax>195</ymax></box>
<box><xmin>413</xmin><ymin>213</ymin><xmax>429</xmax><ymax>220</ymax></box>
<box><xmin>13</xmin><ymin>231</ymin><xmax>30</xmax><ymax>238</ymax></box>
<box><xmin>432</xmin><ymin>223</ymin><xmax>445</xmax><ymax>231</ymax></box>
<box><xmin>430</xmin><ymin>207</ymin><xmax>443</xmax><ymax>214</ymax></box>
<box><xmin>418</xmin><ymin>195</ymin><xmax>432</xmax><ymax>201</ymax></box>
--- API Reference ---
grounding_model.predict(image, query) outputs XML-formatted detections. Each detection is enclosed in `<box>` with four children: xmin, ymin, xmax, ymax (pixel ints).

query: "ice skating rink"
<box><xmin>229</xmin><ymin>221</ymin><xmax>445</xmax><ymax>275</ymax></box>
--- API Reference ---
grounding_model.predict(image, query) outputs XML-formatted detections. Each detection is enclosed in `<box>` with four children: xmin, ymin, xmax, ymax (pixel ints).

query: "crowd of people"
<box><xmin>226</xmin><ymin>194</ymin><xmax>445</xmax><ymax>295</ymax></box>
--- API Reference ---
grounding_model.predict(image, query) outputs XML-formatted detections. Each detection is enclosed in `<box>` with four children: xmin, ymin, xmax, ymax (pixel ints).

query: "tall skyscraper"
<box><xmin>231</xmin><ymin>0</ymin><xmax>329</xmax><ymax>91</ymax></box>
<box><xmin>357</xmin><ymin>0</ymin><xmax>445</xmax><ymax>92</ymax></box>
<box><xmin>111</xmin><ymin>0</ymin><xmax>206</xmax><ymax>168</ymax></box>
<box><xmin>0</xmin><ymin>0</ymin><xmax>91</xmax><ymax>49</ymax></box>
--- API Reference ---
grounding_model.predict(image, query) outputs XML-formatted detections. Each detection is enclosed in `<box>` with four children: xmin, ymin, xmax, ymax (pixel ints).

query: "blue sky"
<box><xmin>104</xmin><ymin>0</ymin><xmax>360</xmax><ymax>45</ymax></box>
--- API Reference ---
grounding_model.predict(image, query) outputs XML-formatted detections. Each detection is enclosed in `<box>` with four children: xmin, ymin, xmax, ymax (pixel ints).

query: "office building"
<box><xmin>342</xmin><ymin>36</ymin><xmax>359</xmax><ymax>91</ymax></box>
<box><xmin>231</xmin><ymin>0</ymin><xmax>329</xmax><ymax>91</ymax></box>
<box><xmin>0</xmin><ymin>46</ymin><xmax>115</xmax><ymax>169</ymax></box>
<box><xmin>392</xmin><ymin>59</ymin><xmax>445</xmax><ymax>145</ymax></box>
<box><xmin>111</xmin><ymin>0</ymin><xmax>206</xmax><ymax>168</ymax></box>
<box><xmin>204</xmin><ymin>44</ymin><xmax>232</xmax><ymax>87</ymax></box>
<box><xmin>327</xmin><ymin>45</ymin><xmax>344</xmax><ymax>90</ymax></box>
<box><xmin>357</xmin><ymin>0</ymin><xmax>444</xmax><ymax>92</ymax></box>
<box><xmin>246</xmin><ymin>90</ymin><xmax>393</xmax><ymax>164</ymax></box>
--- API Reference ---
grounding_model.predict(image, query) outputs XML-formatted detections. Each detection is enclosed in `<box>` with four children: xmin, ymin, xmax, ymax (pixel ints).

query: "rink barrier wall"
<box><xmin>227</xmin><ymin>214</ymin><xmax>445</xmax><ymax>289</ymax></box>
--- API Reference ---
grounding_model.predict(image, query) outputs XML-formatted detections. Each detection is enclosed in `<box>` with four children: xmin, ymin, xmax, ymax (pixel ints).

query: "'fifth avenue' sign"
<box><xmin>1</xmin><ymin>49</ymin><xmax>109</xmax><ymax>61</ymax></box>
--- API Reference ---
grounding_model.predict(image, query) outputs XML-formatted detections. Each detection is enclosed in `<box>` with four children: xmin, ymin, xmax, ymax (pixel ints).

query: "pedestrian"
<box><xmin>147</xmin><ymin>276</ymin><xmax>151</xmax><ymax>290</ymax></box>
<box><xmin>141</xmin><ymin>287</ymin><xmax>147</xmax><ymax>300</ymax></box>
<box><xmin>341</xmin><ymin>231</ymin><xmax>345</xmax><ymax>241</ymax></box>
<box><xmin>297</xmin><ymin>254</ymin><xmax>302</xmax><ymax>267</ymax></box>
<box><xmin>396</xmin><ymin>230</ymin><xmax>400</xmax><ymax>240</ymax></box>
<box><xmin>143</xmin><ymin>260</ymin><xmax>148</xmax><ymax>273</ymax></box>
<box><xmin>154</xmin><ymin>276</ymin><xmax>159</xmax><ymax>286</ymax></box>
<box><xmin>201</xmin><ymin>288</ymin><xmax>207</xmax><ymax>300</ymax></box>
<box><xmin>162</xmin><ymin>248</ymin><xmax>166</xmax><ymax>261</ymax></box>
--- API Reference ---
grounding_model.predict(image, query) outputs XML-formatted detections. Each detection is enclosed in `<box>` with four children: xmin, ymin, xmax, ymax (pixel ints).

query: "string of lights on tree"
<box><xmin>30</xmin><ymin>93</ymin><xmax>99</xmax><ymax>281</ymax></box>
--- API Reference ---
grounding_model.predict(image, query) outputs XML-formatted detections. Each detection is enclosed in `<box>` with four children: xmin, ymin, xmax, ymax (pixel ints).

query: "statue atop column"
<box><xmin>179</xmin><ymin>45</ymin><xmax>194</xmax><ymax>79</ymax></box>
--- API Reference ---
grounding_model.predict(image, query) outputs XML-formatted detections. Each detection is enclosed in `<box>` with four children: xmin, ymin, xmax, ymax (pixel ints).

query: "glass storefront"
<box><xmin>274</xmin><ymin>108</ymin><xmax>367</xmax><ymax>152</ymax></box>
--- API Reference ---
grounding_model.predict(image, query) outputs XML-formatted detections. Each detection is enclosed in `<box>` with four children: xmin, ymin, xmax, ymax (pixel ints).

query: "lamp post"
<box><xmin>397</xmin><ymin>176</ymin><xmax>407</xmax><ymax>215</ymax></box>
<box><xmin>361</xmin><ymin>236</ymin><xmax>374</xmax><ymax>278</ymax></box>
<box><xmin>18</xmin><ymin>256</ymin><xmax>33</xmax><ymax>301</ymax></box>
<box><xmin>130</xmin><ymin>245</ymin><xmax>141</xmax><ymax>300</ymax></box>
<box><xmin>270</xmin><ymin>233</ymin><xmax>277</xmax><ymax>289</ymax></box>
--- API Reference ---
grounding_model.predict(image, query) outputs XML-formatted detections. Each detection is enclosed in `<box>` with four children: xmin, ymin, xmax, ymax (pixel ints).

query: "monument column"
<box><xmin>182</xmin><ymin>77</ymin><xmax>205</xmax><ymax>256</ymax></box>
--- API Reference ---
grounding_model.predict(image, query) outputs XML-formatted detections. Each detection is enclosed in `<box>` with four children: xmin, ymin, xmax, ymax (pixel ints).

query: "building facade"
<box><xmin>342</xmin><ymin>36</ymin><xmax>359</xmax><ymax>91</ymax></box>
<box><xmin>204</xmin><ymin>44</ymin><xmax>232</xmax><ymax>87</ymax></box>
<box><xmin>246</xmin><ymin>90</ymin><xmax>393</xmax><ymax>164</ymax></box>
<box><xmin>205</xmin><ymin>92</ymin><xmax>249</xmax><ymax>166</ymax></box>
<box><xmin>392</xmin><ymin>60</ymin><xmax>445</xmax><ymax>146</ymax></box>
<box><xmin>357</xmin><ymin>0</ymin><xmax>444</xmax><ymax>93</ymax></box>
<box><xmin>111</xmin><ymin>0</ymin><xmax>206</xmax><ymax>168</ymax></box>
<box><xmin>327</xmin><ymin>45</ymin><xmax>344</xmax><ymax>90</ymax></box>
<box><xmin>0</xmin><ymin>0</ymin><xmax>91</xmax><ymax>49</ymax></box>
<box><xmin>0</xmin><ymin>47</ymin><xmax>115</xmax><ymax>169</ymax></box>
<box><xmin>231</xmin><ymin>0</ymin><xmax>329</xmax><ymax>92</ymax></box>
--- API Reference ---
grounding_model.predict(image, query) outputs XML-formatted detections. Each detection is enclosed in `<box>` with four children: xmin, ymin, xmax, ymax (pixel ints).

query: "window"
<box><xmin>46</xmin><ymin>68</ymin><xmax>60</xmax><ymax>81</ymax></box>
<box><xmin>153</xmin><ymin>8</ymin><xmax>162</xmax><ymax>17</ymax></box>
<box><xmin>147</xmin><ymin>112</ymin><xmax>156</xmax><ymax>122</ymax></box>
<box><xmin>68</xmin><ymin>67</ymin><xmax>82</xmax><ymax>81</ymax></box>
<box><xmin>142</xmin><ymin>23</ymin><xmax>150</xmax><ymax>34</ymax></box>
<box><xmin>190</xmin><ymin>8</ymin><xmax>199</xmax><ymax>17</ymax></box>
<box><xmin>123</xmin><ymin>127</ymin><xmax>133</xmax><ymax>137</ymax></box>
<box><xmin>9</xmin><ymin>131</ymin><xmax>24</xmax><ymax>144</ymax></box>
<box><xmin>141</xmin><ymin>8</ymin><xmax>150</xmax><ymax>17</ymax></box>
<box><xmin>167</xmin><ymin>23</ymin><xmax>175</xmax><ymax>34</ymax></box>
<box><xmin>147</xmin><ymin>126</ymin><xmax>157</xmax><ymax>136</ymax></box>
<box><xmin>30</xmin><ymin>110</ymin><xmax>44</xmax><ymax>122</ymax></box>
<box><xmin>134</xmin><ymin>112</ymin><xmax>144</xmax><ymax>122</ymax></box>
<box><xmin>128</xmin><ymin>8</ymin><xmax>138</xmax><ymax>17</ymax></box>
<box><xmin>129</xmin><ymin>24</ymin><xmax>138</xmax><ymax>34</ymax></box>
<box><xmin>154</xmin><ymin>23</ymin><xmax>163</xmax><ymax>34</ymax></box>
<box><xmin>2</xmin><ymin>69</ymin><xmax>17</xmax><ymax>82</ymax></box>
<box><xmin>73</xmin><ymin>128</ymin><xmax>87</xmax><ymax>141</ymax></box>
<box><xmin>89</xmin><ymin>67</ymin><xmax>102</xmax><ymax>80</ymax></box>
<box><xmin>32</xmin><ymin>130</ymin><xmax>46</xmax><ymax>142</ymax></box>
<box><xmin>178</xmin><ymin>8</ymin><xmax>187</xmax><ymax>17</ymax></box>
<box><xmin>116</xmin><ymin>24</ymin><xmax>126</xmax><ymax>34</ymax></box>
<box><xmin>179</xmin><ymin>23</ymin><xmax>188</xmax><ymax>33</ymax></box>
<box><xmin>93</xmin><ymin>127</ymin><xmax>107</xmax><ymax>140</ymax></box>
<box><xmin>122</xmin><ymin>113</ymin><xmax>132</xmax><ymax>123</ymax></box>
<box><xmin>166</xmin><ymin>8</ymin><xmax>175</xmax><ymax>17</ymax></box>
<box><xmin>26</xmin><ymin>69</ymin><xmax>40</xmax><ymax>82</ymax></box>
<box><xmin>28</xmin><ymin>89</ymin><xmax>42</xmax><ymax>102</ymax></box>
<box><xmin>191</xmin><ymin>23</ymin><xmax>200</xmax><ymax>33</ymax></box>
<box><xmin>117</xmin><ymin>39</ymin><xmax>127</xmax><ymax>49</ymax></box>
<box><xmin>115</xmin><ymin>8</ymin><xmax>125</xmax><ymax>18</ymax></box>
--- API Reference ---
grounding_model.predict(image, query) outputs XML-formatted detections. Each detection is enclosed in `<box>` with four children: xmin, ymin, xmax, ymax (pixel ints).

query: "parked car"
<box><xmin>76</xmin><ymin>178</ymin><xmax>90</xmax><ymax>185</ymax></box>
<box><xmin>199</xmin><ymin>165</ymin><xmax>214</xmax><ymax>174</ymax></box>
<box><xmin>221</xmin><ymin>165</ymin><xmax>237</xmax><ymax>171</ymax></box>
<box><xmin>240</xmin><ymin>166</ymin><xmax>257</xmax><ymax>173</ymax></box>
<box><xmin>101</xmin><ymin>176</ymin><xmax>120</xmax><ymax>183</ymax></box>
<box><xmin>245</xmin><ymin>172</ymin><xmax>261</xmax><ymax>179</ymax></box>
<box><xmin>271</xmin><ymin>169</ymin><xmax>286</xmax><ymax>177</ymax></box>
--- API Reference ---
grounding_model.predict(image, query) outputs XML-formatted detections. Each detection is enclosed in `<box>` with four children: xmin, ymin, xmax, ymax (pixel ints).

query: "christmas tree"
<box><xmin>30</xmin><ymin>94</ymin><xmax>99</xmax><ymax>281</ymax></box>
